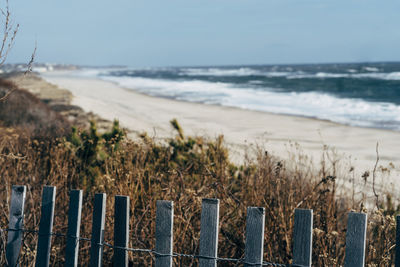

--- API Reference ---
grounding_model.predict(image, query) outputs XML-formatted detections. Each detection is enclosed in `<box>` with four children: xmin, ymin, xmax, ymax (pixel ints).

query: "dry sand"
<box><xmin>41</xmin><ymin>70</ymin><xmax>400</xmax><ymax>197</ymax></box>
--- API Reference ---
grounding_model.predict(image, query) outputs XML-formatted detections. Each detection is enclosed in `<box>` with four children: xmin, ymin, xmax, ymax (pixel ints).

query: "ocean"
<box><xmin>85</xmin><ymin>62</ymin><xmax>400</xmax><ymax>131</ymax></box>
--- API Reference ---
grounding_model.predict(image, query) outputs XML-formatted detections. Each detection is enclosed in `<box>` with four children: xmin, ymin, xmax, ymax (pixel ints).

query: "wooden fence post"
<box><xmin>6</xmin><ymin>185</ymin><xmax>26</xmax><ymax>267</ymax></box>
<box><xmin>344</xmin><ymin>212</ymin><xmax>367</xmax><ymax>267</ymax></box>
<box><xmin>35</xmin><ymin>186</ymin><xmax>56</xmax><ymax>267</ymax></box>
<box><xmin>293</xmin><ymin>209</ymin><xmax>313</xmax><ymax>267</ymax></box>
<box><xmin>89</xmin><ymin>193</ymin><xmax>106</xmax><ymax>267</ymax></box>
<box><xmin>155</xmin><ymin>200</ymin><xmax>174</xmax><ymax>267</ymax></box>
<box><xmin>244</xmin><ymin>207</ymin><xmax>265</xmax><ymax>267</ymax></box>
<box><xmin>199</xmin><ymin>198</ymin><xmax>220</xmax><ymax>267</ymax></box>
<box><xmin>65</xmin><ymin>189</ymin><xmax>83</xmax><ymax>267</ymax></box>
<box><xmin>114</xmin><ymin>195</ymin><xmax>129</xmax><ymax>267</ymax></box>
<box><xmin>395</xmin><ymin>215</ymin><xmax>400</xmax><ymax>267</ymax></box>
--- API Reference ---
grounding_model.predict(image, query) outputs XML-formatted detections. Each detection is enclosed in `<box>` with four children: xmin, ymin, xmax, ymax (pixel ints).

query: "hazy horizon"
<box><xmin>8</xmin><ymin>60</ymin><xmax>400</xmax><ymax>70</ymax></box>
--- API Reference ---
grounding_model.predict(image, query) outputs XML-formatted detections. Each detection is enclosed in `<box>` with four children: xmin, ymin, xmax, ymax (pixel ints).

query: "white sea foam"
<box><xmin>264</xmin><ymin>71</ymin><xmax>293</xmax><ymax>77</ymax></box>
<box><xmin>363</xmin><ymin>66</ymin><xmax>379</xmax><ymax>72</ymax></box>
<box><xmin>249</xmin><ymin>80</ymin><xmax>264</xmax><ymax>84</ymax></box>
<box><xmin>180</xmin><ymin>68</ymin><xmax>293</xmax><ymax>78</ymax></box>
<box><xmin>288</xmin><ymin>72</ymin><xmax>400</xmax><ymax>80</ymax></box>
<box><xmin>315</xmin><ymin>72</ymin><xmax>349</xmax><ymax>78</ymax></box>
<box><xmin>287</xmin><ymin>72</ymin><xmax>350</xmax><ymax>79</ymax></box>
<box><xmin>352</xmin><ymin>72</ymin><xmax>400</xmax><ymax>80</ymax></box>
<box><xmin>181</xmin><ymin>67</ymin><xmax>259</xmax><ymax>76</ymax></box>
<box><xmin>100</xmin><ymin>75</ymin><xmax>400</xmax><ymax>130</ymax></box>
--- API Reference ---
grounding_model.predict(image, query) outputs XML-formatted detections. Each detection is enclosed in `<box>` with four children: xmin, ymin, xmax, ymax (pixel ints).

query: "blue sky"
<box><xmin>6</xmin><ymin>0</ymin><xmax>400</xmax><ymax>67</ymax></box>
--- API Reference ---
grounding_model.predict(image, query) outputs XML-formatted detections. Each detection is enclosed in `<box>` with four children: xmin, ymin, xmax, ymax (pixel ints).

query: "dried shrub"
<box><xmin>0</xmin><ymin>79</ymin><xmax>71</xmax><ymax>138</ymax></box>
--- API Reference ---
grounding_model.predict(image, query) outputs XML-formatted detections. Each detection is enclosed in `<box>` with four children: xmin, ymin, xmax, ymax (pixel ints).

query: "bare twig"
<box><xmin>372</xmin><ymin>142</ymin><xmax>380</xmax><ymax>209</ymax></box>
<box><xmin>24</xmin><ymin>41</ymin><xmax>37</xmax><ymax>75</ymax></box>
<box><xmin>0</xmin><ymin>0</ymin><xmax>36</xmax><ymax>104</ymax></box>
<box><xmin>0</xmin><ymin>86</ymin><xmax>14</xmax><ymax>101</ymax></box>
<box><xmin>0</xmin><ymin>0</ymin><xmax>21</xmax><ymax>102</ymax></box>
<box><xmin>295</xmin><ymin>175</ymin><xmax>335</xmax><ymax>209</ymax></box>
<box><xmin>0</xmin><ymin>0</ymin><xmax>19</xmax><ymax>65</ymax></box>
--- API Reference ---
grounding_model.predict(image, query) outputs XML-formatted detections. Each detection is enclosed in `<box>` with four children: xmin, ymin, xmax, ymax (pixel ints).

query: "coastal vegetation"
<box><xmin>0</xmin><ymin>77</ymin><xmax>398</xmax><ymax>266</ymax></box>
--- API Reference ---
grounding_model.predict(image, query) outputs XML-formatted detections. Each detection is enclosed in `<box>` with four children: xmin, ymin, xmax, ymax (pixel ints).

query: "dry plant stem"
<box><xmin>295</xmin><ymin>175</ymin><xmax>334</xmax><ymax>209</ymax></box>
<box><xmin>0</xmin><ymin>0</ymin><xmax>18</xmax><ymax>65</ymax></box>
<box><xmin>0</xmin><ymin>87</ymin><xmax>14</xmax><ymax>101</ymax></box>
<box><xmin>372</xmin><ymin>142</ymin><xmax>379</xmax><ymax>209</ymax></box>
<box><xmin>24</xmin><ymin>41</ymin><xmax>37</xmax><ymax>75</ymax></box>
<box><xmin>0</xmin><ymin>0</ymin><xmax>23</xmax><ymax>102</ymax></box>
<box><xmin>0</xmin><ymin>152</ymin><xmax>26</xmax><ymax>159</ymax></box>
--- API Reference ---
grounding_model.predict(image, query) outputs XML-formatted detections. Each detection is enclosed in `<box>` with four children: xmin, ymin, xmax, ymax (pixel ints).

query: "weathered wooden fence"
<box><xmin>0</xmin><ymin>184</ymin><xmax>392</xmax><ymax>266</ymax></box>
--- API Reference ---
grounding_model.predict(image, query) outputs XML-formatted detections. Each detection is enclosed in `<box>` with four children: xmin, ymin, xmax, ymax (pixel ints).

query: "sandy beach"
<box><xmin>40</xmin><ymin>70</ymin><xmax>400</xmax><ymax>195</ymax></box>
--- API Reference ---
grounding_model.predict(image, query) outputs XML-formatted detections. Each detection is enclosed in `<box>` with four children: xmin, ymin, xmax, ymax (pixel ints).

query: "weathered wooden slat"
<box><xmin>344</xmin><ymin>212</ymin><xmax>367</xmax><ymax>267</ymax></box>
<box><xmin>199</xmin><ymin>198</ymin><xmax>220</xmax><ymax>267</ymax></box>
<box><xmin>155</xmin><ymin>200</ymin><xmax>174</xmax><ymax>267</ymax></box>
<box><xmin>396</xmin><ymin>215</ymin><xmax>400</xmax><ymax>267</ymax></box>
<box><xmin>35</xmin><ymin>186</ymin><xmax>57</xmax><ymax>267</ymax></box>
<box><xmin>89</xmin><ymin>193</ymin><xmax>107</xmax><ymax>267</ymax></box>
<box><xmin>114</xmin><ymin>195</ymin><xmax>129</xmax><ymax>267</ymax></box>
<box><xmin>65</xmin><ymin>189</ymin><xmax>83</xmax><ymax>267</ymax></box>
<box><xmin>293</xmin><ymin>209</ymin><xmax>313</xmax><ymax>267</ymax></box>
<box><xmin>244</xmin><ymin>207</ymin><xmax>265</xmax><ymax>267</ymax></box>
<box><xmin>6</xmin><ymin>185</ymin><xmax>26</xmax><ymax>267</ymax></box>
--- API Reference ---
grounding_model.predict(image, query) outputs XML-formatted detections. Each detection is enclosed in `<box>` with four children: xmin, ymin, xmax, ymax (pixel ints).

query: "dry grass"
<box><xmin>0</xmin><ymin>82</ymin><xmax>398</xmax><ymax>266</ymax></box>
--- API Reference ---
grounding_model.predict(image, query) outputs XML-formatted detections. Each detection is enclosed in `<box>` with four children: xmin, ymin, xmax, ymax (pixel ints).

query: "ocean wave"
<box><xmin>352</xmin><ymin>72</ymin><xmax>400</xmax><ymax>80</ymax></box>
<box><xmin>100</xmin><ymin>75</ymin><xmax>400</xmax><ymax>130</ymax></box>
<box><xmin>178</xmin><ymin>67</ymin><xmax>400</xmax><ymax>81</ymax></box>
<box><xmin>287</xmin><ymin>72</ymin><xmax>400</xmax><ymax>80</ymax></box>
<box><xmin>180</xmin><ymin>67</ymin><xmax>261</xmax><ymax>77</ymax></box>
<box><xmin>101</xmin><ymin>76</ymin><xmax>234</xmax><ymax>104</ymax></box>
<box><xmin>363</xmin><ymin>66</ymin><xmax>379</xmax><ymax>72</ymax></box>
<box><xmin>179</xmin><ymin>67</ymin><xmax>296</xmax><ymax>78</ymax></box>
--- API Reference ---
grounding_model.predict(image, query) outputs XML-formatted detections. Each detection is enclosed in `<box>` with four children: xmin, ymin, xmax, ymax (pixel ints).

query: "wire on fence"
<box><xmin>0</xmin><ymin>228</ymin><xmax>306</xmax><ymax>267</ymax></box>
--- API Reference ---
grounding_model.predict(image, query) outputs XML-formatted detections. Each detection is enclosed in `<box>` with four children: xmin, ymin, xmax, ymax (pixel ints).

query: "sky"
<box><xmin>5</xmin><ymin>0</ymin><xmax>400</xmax><ymax>67</ymax></box>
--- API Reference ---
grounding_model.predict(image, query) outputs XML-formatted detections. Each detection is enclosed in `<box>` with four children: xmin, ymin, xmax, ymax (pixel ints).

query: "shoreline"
<box><xmin>39</xmin><ymin>70</ymin><xmax>400</xmax><ymax>195</ymax></box>
<box><xmin>46</xmin><ymin>69</ymin><xmax>400</xmax><ymax>134</ymax></box>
